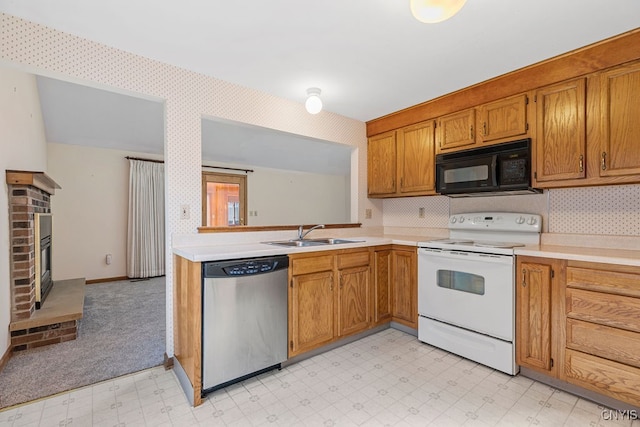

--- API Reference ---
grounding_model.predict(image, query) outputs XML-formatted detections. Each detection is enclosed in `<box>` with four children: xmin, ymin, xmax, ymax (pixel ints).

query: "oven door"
<box><xmin>417</xmin><ymin>248</ymin><xmax>515</xmax><ymax>341</ymax></box>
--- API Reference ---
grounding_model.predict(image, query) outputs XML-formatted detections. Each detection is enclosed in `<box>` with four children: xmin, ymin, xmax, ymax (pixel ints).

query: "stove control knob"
<box><xmin>450</xmin><ymin>217</ymin><xmax>457</xmax><ymax>224</ymax></box>
<box><xmin>458</xmin><ymin>216</ymin><xmax>465</xmax><ymax>223</ymax></box>
<box><xmin>516</xmin><ymin>216</ymin><xmax>526</xmax><ymax>224</ymax></box>
<box><xmin>527</xmin><ymin>217</ymin><xmax>538</xmax><ymax>226</ymax></box>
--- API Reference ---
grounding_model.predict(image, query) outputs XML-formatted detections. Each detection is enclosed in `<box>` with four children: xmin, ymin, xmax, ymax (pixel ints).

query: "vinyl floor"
<box><xmin>0</xmin><ymin>329</ymin><xmax>637</xmax><ymax>426</ymax></box>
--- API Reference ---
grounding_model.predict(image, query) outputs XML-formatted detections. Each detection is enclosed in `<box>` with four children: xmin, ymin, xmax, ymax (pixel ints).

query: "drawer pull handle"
<box><xmin>470</xmin><ymin>125</ymin><xmax>474</xmax><ymax>140</ymax></box>
<box><xmin>522</xmin><ymin>269</ymin><xmax>527</xmax><ymax>287</ymax></box>
<box><xmin>601</xmin><ymin>152</ymin><xmax>607</xmax><ymax>170</ymax></box>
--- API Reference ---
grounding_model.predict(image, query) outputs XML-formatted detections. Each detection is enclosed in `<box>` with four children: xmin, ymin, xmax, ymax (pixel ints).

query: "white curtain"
<box><xmin>127</xmin><ymin>159</ymin><xmax>165</xmax><ymax>278</ymax></box>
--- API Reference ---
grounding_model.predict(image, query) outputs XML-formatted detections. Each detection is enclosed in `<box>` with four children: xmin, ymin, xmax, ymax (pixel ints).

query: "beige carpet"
<box><xmin>0</xmin><ymin>277</ymin><xmax>165</xmax><ymax>410</ymax></box>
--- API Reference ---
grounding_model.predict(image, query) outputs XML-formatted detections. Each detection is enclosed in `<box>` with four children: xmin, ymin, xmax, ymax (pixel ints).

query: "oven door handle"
<box><xmin>418</xmin><ymin>248</ymin><xmax>513</xmax><ymax>265</ymax></box>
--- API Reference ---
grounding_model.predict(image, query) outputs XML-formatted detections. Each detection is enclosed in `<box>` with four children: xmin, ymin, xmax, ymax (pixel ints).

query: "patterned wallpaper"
<box><xmin>0</xmin><ymin>13</ymin><xmax>367</xmax><ymax>355</ymax></box>
<box><xmin>548</xmin><ymin>184</ymin><xmax>640</xmax><ymax>236</ymax></box>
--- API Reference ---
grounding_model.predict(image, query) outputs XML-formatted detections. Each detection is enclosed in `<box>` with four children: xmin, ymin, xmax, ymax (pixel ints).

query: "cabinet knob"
<box><xmin>470</xmin><ymin>125</ymin><xmax>474</xmax><ymax>140</ymax></box>
<box><xmin>522</xmin><ymin>269</ymin><xmax>527</xmax><ymax>287</ymax></box>
<box><xmin>601</xmin><ymin>152</ymin><xmax>607</xmax><ymax>170</ymax></box>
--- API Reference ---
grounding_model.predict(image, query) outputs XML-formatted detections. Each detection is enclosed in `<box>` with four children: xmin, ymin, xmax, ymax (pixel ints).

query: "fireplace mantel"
<box><xmin>6</xmin><ymin>170</ymin><xmax>62</xmax><ymax>195</ymax></box>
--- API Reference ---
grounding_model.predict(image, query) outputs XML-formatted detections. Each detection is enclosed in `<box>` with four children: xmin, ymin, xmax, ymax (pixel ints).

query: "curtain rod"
<box><xmin>125</xmin><ymin>156</ymin><xmax>254</xmax><ymax>173</ymax></box>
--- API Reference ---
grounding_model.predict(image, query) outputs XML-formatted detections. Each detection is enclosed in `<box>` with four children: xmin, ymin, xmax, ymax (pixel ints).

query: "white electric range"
<box><xmin>417</xmin><ymin>212</ymin><xmax>542</xmax><ymax>375</ymax></box>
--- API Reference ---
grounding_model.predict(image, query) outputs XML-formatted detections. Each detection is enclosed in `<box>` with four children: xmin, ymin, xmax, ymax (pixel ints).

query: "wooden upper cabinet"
<box><xmin>367</xmin><ymin>131</ymin><xmax>396</xmax><ymax>196</ymax></box>
<box><xmin>477</xmin><ymin>94</ymin><xmax>529</xmax><ymax>144</ymax></box>
<box><xmin>436</xmin><ymin>108</ymin><xmax>475</xmax><ymax>153</ymax></box>
<box><xmin>599</xmin><ymin>61</ymin><xmax>640</xmax><ymax>177</ymax></box>
<box><xmin>398</xmin><ymin>120</ymin><xmax>436</xmax><ymax>194</ymax></box>
<box><xmin>534</xmin><ymin>78</ymin><xmax>586</xmax><ymax>183</ymax></box>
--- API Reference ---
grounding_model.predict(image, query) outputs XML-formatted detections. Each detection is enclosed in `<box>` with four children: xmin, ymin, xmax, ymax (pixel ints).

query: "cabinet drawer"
<box><xmin>337</xmin><ymin>251</ymin><xmax>370</xmax><ymax>269</ymax></box>
<box><xmin>291</xmin><ymin>255</ymin><xmax>334</xmax><ymax>275</ymax></box>
<box><xmin>566</xmin><ymin>288</ymin><xmax>640</xmax><ymax>333</ymax></box>
<box><xmin>566</xmin><ymin>266</ymin><xmax>640</xmax><ymax>298</ymax></box>
<box><xmin>566</xmin><ymin>348</ymin><xmax>640</xmax><ymax>407</ymax></box>
<box><xmin>566</xmin><ymin>318</ymin><xmax>640</xmax><ymax>368</ymax></box>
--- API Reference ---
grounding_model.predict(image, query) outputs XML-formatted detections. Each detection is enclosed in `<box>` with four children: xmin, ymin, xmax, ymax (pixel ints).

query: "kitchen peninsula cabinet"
<box><xmin>288</xmin><ymin>248</ymin><xmax>373</xmax><ymax>358</ymax></box>
<box><xmin>288</xmin><ymin>254</ymin><xmax>335</xmax><ymax>357</ymax></box>
<box><xmin>515</xmin><ymin>256</ymin><xmax>565</xmax><ymax>377</ymax></box>
<box><xmin>367</xmin><ymin>121</ymin><xmax>436</xmax><ymax>198</ymax></box>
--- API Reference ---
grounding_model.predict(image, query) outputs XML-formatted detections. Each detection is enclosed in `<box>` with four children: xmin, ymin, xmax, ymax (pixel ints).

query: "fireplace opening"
<box><xmin>35</xmin><ymin>213</ymin><xmax>53</xmax><ymax>309</ymax></box>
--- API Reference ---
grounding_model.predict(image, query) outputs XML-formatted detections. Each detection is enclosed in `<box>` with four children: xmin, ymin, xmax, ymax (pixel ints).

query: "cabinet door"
<box><xmin>373</xmin><ymin>249</ymin><xmax>392</xmax><ymax>324</ymax></box>
<box><xmin>289</xmin><ymin>271</ymin><xmax>334</xmax><ymax>357</ymax></box>
<box><xmin>391</xmin><ymin>249</ymin><xmax>417</xmax><ymax>328</ymax></box>
<box><xmin>398</xmin><ymin>121</ymin><xmax>436</xmax><ymax>194</ymax></box>
<box><xmin>367</xmin><ymin>131</ymin><xmax>397</xmax><ymax>196</ymax></box>
<box><xmin>436</xmin><ymin>109</ymin><xmax>476</xmax><ymax>153</ymax></box>
<box><xmin>478</xmin><ymin>94</ymin><xmax>528</xmax><ymax>144</ymax></box>
<box><xmin>534</xmin><ymin>78</ymin><xmax>586</xmax><ymax>182</ymax></box>
<box><xmin>516</xmin><ymin>260</ymin><xmax>553</xmax><ymax>372</ymax></box>
<box><xmin>599</xmin><ymin>62</ymin><xmax>640</xmax><ymax>177</ymax></box>
<box><xmin>337</xmin><ymin>265</ymin><xmax>370</xmax><ymax>337</ymax></box>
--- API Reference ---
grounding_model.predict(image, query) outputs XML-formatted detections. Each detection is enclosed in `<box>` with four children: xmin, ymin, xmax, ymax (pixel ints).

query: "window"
<box><xmin>202</xmin><ymin>172</ymin><xmax>247</xmax><ymax>226</ymax></box>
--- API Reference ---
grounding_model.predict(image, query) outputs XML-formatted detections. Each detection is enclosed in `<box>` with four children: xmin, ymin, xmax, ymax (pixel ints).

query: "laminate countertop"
<box><xmin>172</xmin><ymin>235</ymin><xmax>437</xmax><ymax>262</ymax></box>
<box><xmin>515</xmin><ymin>244</ymin><xmax>640</xmax><ymax>267</ymax></box>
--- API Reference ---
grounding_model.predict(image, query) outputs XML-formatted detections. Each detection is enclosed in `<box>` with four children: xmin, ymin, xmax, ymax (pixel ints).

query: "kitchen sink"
<box><xmin>264</xmin><ymin>238</ymin><xmax>362</xmax><ymax>247</ymax></box>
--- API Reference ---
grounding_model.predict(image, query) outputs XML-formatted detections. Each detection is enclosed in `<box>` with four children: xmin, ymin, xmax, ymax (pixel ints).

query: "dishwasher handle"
<box><xmin>203</xmin><ymin>255</ymin><xmax>289</xmax><ymax>278</ymax></box>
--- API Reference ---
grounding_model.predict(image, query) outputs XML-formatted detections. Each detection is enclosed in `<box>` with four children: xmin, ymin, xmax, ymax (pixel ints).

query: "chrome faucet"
<box><xmin>297</xmin><ymin>224</ymin><xmax>325</xmax><ymax>240</ymax></box>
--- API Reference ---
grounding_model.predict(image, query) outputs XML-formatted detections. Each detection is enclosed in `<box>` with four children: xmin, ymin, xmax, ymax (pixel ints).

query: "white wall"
<box><xmin>247</xmin><ymin>167</ymin><xmax>350</xmax><ymax>226</ymax></box>
<box><xmin>47</xmin><ymin>143</ymin><xmax>349</xmax><ymax>280</ymax></box>
<box><xmin>0</xmin><ymin>67</ymin><xmax>48</xmax><ymax>357</ymax></box>
<box><xmin>46</xmin><ymin>143</ymin><xmax>164</xmax><ymax>281</ymax></box>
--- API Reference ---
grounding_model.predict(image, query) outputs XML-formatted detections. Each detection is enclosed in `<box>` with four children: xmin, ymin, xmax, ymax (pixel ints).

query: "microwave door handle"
<box><xmin>491</xmin><ymin>154</ymin><xmax>499</xmax><ymax>188</ymax></box>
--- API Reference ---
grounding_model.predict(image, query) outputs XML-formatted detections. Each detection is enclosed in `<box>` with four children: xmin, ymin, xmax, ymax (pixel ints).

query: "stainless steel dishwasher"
<box><xmin>202</xmin><ymin>255</ymin><xmax>289</xmax><ymax>394</ymax></box>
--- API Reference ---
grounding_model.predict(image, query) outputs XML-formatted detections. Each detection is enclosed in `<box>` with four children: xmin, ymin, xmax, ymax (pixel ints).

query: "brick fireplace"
<box><xmin>5</xmin><ymin>170</ymin><xmax>83</xmax><ymax>351</ymax></box>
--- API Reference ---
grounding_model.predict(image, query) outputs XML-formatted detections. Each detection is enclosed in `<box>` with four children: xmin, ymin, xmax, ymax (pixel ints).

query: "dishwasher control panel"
<box><xmin>203</xmin><ymin>256</ymin><xmax>289</xmax><ymax>278</ymax></box>
<box><xmin>224</xmin><ymin>260</ymin><xmax>278</xmax><ymax>276</ymax></box>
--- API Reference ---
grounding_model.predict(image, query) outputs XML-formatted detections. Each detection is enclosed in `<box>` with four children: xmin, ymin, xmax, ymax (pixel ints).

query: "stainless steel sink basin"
<box><xmin>264</xmin><ymin>238</ymin><xmax>362</xmax><ymax>247</ymax></box>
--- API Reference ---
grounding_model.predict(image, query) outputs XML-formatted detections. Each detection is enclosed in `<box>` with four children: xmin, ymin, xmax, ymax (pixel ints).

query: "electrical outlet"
<box><xmin>418</xmin><ymin>207</ymin><xmax>425</xmax><ymax>218</ymax></box>
<box><xmin>365</xmin><ymin>208</ymin><xmax>372</xmax><ymax>219</ymax></box>
<box><xmin>106</xmin><ymin>254</ymin><xmax>112</xmax><ymax>265</ymax></box>
<box><xmin>180</xmin><ymin>204</ymin><xmax>190</xmax><ymax>220</ymax></box>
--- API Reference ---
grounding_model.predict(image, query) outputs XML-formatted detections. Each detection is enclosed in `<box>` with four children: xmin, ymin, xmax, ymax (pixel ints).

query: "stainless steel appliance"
<box><xmin>417</xmin><ymin>212</ymin><xmax>541</xmax><ymax>375</ymax></box>
<box><xmin>202</xmin><ymin>255</ymin><xmax>289</xmax><ymax>393</ymax></box>
<box><xmin>435</xmin><ymin>139</ymin><xmax>541</xmax><ymax>197</ymax></box>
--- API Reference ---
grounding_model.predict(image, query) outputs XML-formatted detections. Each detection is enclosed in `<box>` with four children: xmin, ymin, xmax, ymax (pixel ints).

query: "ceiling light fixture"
<box><xmin>410</xmin><ymin>0</ymin><xmax>467</xmax><ymax>24</ymax></box>
<box><xmin>305</xmin><ymin>87</ymin><xmax>323</xmax><ymax>114</ymax></box>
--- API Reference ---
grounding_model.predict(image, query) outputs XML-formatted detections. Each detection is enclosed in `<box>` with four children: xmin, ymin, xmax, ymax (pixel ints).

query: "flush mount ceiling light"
<box><xmin>410</xmin><ymin>0</ymin><xmax>467</xmax><ymax>24</ymax></box>
<box><xmin>305</xmin><ymin>87</ymin><xmax>322</xmax><ymax>114</ymax></box>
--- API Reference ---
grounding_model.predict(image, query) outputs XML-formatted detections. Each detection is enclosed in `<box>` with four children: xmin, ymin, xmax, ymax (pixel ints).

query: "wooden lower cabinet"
<box><xmin>289</xmin><ymin>270</ymin><xmax>335</xmax><ymax>356</ymax></box>
<box><xmin>517</xmin><ymin>256</ymin><xmax>640</xmax><ymax>408</ymax></box>
<box><xmin>564</xmin><ymin>260</ymin><xmax>640</xmax><ymax>406</ymax></box>
<box><xmin>288</xmin><ymin>249</ymin><xmax>372</xmax><ymax>358</ymax></box>
<box><xmin>391</xmin><ymin>247</ymin><xmax>417</xmax><ymax>328</ymax></box>
<box><xmin>516</xmin><ymin>256</ymin><xmax>565</xmax><ymax>377</ymax></box>
<box><xmin>373</xmin><ymin>247</ymin><xmax>392</xmax><ymax>324</ymax></box>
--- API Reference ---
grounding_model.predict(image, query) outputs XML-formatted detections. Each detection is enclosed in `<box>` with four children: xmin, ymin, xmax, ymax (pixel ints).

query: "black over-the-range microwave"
<box><xmin>435</xmin><ymin>138</ymin><xmax>542</xmax><ymax>197</ymax></box>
